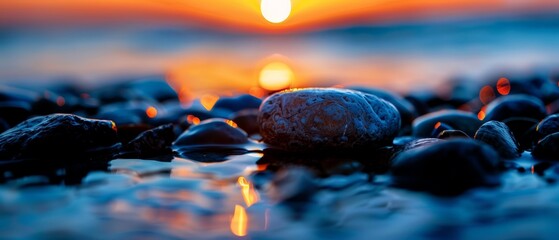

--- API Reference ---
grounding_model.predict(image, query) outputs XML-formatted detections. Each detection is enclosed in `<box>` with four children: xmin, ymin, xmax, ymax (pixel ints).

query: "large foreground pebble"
<box><xmin>258</xmin><ymin>88</ymin><xmax>400</xmax><ymax>151</ymax></box>
<box><xmin>0</xmin><ymin>114</ymin><xmax>118</xmax><ymax>160</ymax></box>
<box><xmin>391</xmin><ymin>139</ymin><xmax>500</xmax><ymax>195</ymax></box>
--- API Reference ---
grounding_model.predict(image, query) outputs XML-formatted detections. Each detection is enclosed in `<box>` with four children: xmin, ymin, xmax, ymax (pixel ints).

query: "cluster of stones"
<box><xmin>1</xmin><ymin>72</ymin><xmax>559</xmax><ymax>196</ymax></box>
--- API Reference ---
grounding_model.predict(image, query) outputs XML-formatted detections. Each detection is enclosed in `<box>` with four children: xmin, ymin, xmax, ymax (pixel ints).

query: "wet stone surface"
<box><xmin>474</xmin><ymin>121</ymin><xmax>521</xmax><ymax>160</ymax></box>
<box><xmin>2</xmin><ymin>79</ymin><xmax>559</xmax><ymax>239</ymax></box>
<box><xmin>258</xmin><ymin>88</ymin><xmax>400</xmax><ymax>151</ymax></box>
<box><xmin>0</xmin><ymin>114</ymin><xmax>118</xmax><ymax>161</ymax></box>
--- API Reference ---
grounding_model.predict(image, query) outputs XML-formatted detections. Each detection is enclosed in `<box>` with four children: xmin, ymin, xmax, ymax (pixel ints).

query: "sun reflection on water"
<box><xmin>259</xmin><ymin>61</ymin><xmax>294</xmax><ymax>91</ymax></box>
<box><xmin>238</xmin><ymin>176</ymin><xmax>260</xmax><ymax>207</ymax></box>
<box><xmin>231</xmin><ymin>204</ymin><xmax>248</xmax><ymax>237</ymax></box>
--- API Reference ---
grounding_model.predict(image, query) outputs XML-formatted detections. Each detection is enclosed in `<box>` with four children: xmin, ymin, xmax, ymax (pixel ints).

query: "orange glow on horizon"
<box><xmin>146</xmin><ymin>106</ymin><xmax>158</xmax><ymax>118</ymax></box>
<box><xmin>3</xmin><ymin>0</ymin><xmax>557</xmax><ymax>33</ymax></box>
<box><xmin>230</xmin><ymin>205</ymin><xmax>248</xmax><ymax>237</ymax></box>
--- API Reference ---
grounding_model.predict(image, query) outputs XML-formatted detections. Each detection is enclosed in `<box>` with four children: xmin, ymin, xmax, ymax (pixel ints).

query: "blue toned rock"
<box><xmin>173</xmin><ymin>118</ymin><xmax>248</xmax><ymax>147</ymax></box>
<box><xmin>474</xmin><ymin>121</ymin><xmax>521</xmax><ymax>159</ymax></box>
<box><xmin>391</xmin><ymin>139</ymin><xmax>500</xmax><ymax>195</ymax></box>
<box><xmin>484</xmin><ymin>94</ymin><xmax>547</xmax><ymax>122</ymax></box>
<box><xmin>412</xmin><ymin>110</ymin><xmax>481</xmax><ymax>138</ymax></box>
<box><xmin>0</xmin><ymin>114</ymin><xmax>118</xmax><ymax>161</ymax></box>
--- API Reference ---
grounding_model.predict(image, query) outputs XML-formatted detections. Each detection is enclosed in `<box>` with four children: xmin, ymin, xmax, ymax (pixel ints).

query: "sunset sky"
<box><xmin>2</xmin><ymin>0</ymin><xmax>559</xmax><ymax>32</ymax></box>
<box><xmin>1</xmin><ymin>1</ymin><xmax>559</xmax><ymax>100</ymax></box>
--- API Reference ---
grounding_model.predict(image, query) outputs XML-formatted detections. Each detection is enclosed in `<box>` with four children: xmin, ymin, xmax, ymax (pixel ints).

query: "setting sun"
<box><xmin>259</xmin><ymin>61</ymin><xmax>293</xmax><ymax>91</ymax></box>
<box><xmin>261</xmin><ymin>0</ymin><xmax>291</xmax><ymax>23</ymax></box>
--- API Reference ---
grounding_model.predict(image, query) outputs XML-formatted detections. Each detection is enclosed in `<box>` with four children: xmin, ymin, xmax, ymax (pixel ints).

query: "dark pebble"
<box><xmin>123</xmin><ymin>124</ymin><xmax>181</xmax><ymax>158</ymax></box>
<box><xmin>474</xmin><ymin>121</ymin><xmax>521</xmax><ymax>159</ymax></box>
<box><xmin>127</xmin><ymin>77</ymin><xmax>179</xmax><ymax>103</ymax></box>
<box><xmin>231</xmin><ymin>109</ymin><xmax>260</xmax><ymax>136</ymax></box>
<box><xmin>0</xmin><ymin>114</ymin><xmax>118</xmax><ymax>161</ymax></box>
<box><xmin>0</xmin><ymin>101</ymin><xmax>32</xmax><ymax>127</ymax></box>
<box><xmin>437</xmin><ymin>130</ymin><xmax>470</xmax><ymax>139</ymax></box>
<box><xmin>502</xmin><ymin>117</ymin><xmax>539</xmax><ymax>151</ymax></box>
<box><xmin>412</xmin><ymin>110</ymin><xmax>481</xmax><ymax>138</ymax></box>
<box><xmin>391</xmin><ymin>139</ymin><xmax>500</xmax><ymax>195</ymax></box>
<box><xmin>213</xmin><ymin>94</ymin><xmax>262</xmax><ymax>112</ymax></box>
<box><xmin>173</xmin><ymin>118</ymin><xmax>249</xmax><ymax>147</ymax></box>
<box><xmin>532</xmin><ymin>132</ymin><xmax>559</xmax><ymax>160</ymax></box>
<box><xmin>483</xmin><ymin>94</ymin><xmax>547</xmax><ymax>122</ymax></box>
<box><xmin>537</xmin><ymin>114</ymin><xmax>559</xmax><ymax>139</ymax></box>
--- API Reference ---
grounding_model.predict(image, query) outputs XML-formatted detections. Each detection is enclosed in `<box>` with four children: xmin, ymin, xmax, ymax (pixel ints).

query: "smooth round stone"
<box><xmin>502</xmin><ymin>117</ymin><xmax>539</xmax><ymax>151</ymax></box>
<box><xmin>474</xmin><ymin>121</ymin><xmax>521</xmax><ymax>159</ymax></box>
<box><xmin>231</xmin><ymin>109</ymin><xmax>259</xmax><ymax>136</ymax></box>
<box><xmin>483</xmin><ymin>94</ymin><xmax>547</xmax><ymax>122</ymax></box>
<box><xmin>537</xmin><ymin>114</ymin><xmax>559</xmax><ymax>139</ymax></box>
<box><xmin>128</xmin><ymin>77</ymin><xmax>178</xmax><ymax>103</ymax></box>
<box><xmin>400</xmin><ymin>138</ymin><xmax>442</xmax><ymax>152</ymax></box>
<box><xmin>430</xmin><ymin>122</ymin><xmax>453</xmax><ymax>138</ymax></box>
<box><xmin>213</xmin><ymin>94</ymin><xmax>262</xmax><ymax>112</ymax></box>
<box><xmin>0</xmin><ymin>114</ymin><xmax>118</xmax><ymax>160</ymax></box>
<box><xmin>258</xmin><ymin>88</ymin><xmax>401</xmax><ymax>151</ymax></box>
<box><xmin>532</xmin><ymin>132</ymin><xmax>559</xmax><ymax>160</ymax></box>
<box><xmin>123</xmin><ymin>124</ymin><xmax>180</xmax><ymax>158</ymax></box>
<box><xmin>95</xmin><ymin>101</ymin><xmax>152</xmax><ymax>126</ymax></box>
<box><xmin>391</xmin><ymin>139</ymin><xmax>500</xmax><ymax>195</ymax></box>
<box><xmin>412</xmin><ymin>110</ymin><xmax>481</xmax><ymax>138</ymax></box>
<box><xmin>349</xmin><ymin>86</ymin><xmax>417</xmax><ymax>127</ymax></box>
<box><xmin>173</xmin><ymin>118</ymin><xmax>249</xmax><ymax>147</ymax></box>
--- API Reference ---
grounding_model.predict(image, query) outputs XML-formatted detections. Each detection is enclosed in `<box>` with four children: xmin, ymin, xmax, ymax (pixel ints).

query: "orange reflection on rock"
<box><xmin>497</xmin><ymin>77</ymin><xmax>511</xmax><ymax>95</ymax></box>
<box><xmin>238</xmin><ymin>176</ymin><xmax>259</xmax><ymax>207</ymax></box>
<box><xmin>256</xmin><ymin>163</ymin><xmax>269</xmax><ymax>172</ymax></box>
<box><xmin>231</xmin><ymin>205</ymin><xmax>248</xmax><ymax>237</ymax></box>
<box><xmin>479</xmin><ymin>85</ymin><xmax>495</xmax><ymax>105</ymax></box>
<box><xmin>201</xmin><ymin>94</ymin><xmax>219</xmax><ymax>111</ymax></box>
<box><xmin>186</xmin><ymin>115</ymin><xmax>201</xmax><ymax>125</ymax></box>
<box><xmin>146</xmin><ymin>106</ymin><xmax>158</xmax><ymax>118</ymax></box>
<box><xmin>225</xmin><ymin>120</ymin><xmax>238</xmax><ymax>128</ymax></box>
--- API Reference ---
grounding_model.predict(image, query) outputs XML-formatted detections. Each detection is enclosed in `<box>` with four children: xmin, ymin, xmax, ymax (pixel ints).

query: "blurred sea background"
<box><xmin>1</xmin><ymin>1</ymin><xmax>558</xmax><ymax>101</ymax></box>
